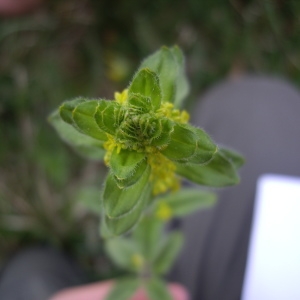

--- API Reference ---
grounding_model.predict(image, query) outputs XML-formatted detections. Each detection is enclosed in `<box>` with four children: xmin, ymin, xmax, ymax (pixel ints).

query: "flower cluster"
<box><xmin>104</xmin><ymin>88</ymin><xmax>191</xmax><ymax>196</ymax></box>
<box><xmin>51</xmin><ymin>46</ymin><xmax>243</xmax><ymax>237</ymax></box>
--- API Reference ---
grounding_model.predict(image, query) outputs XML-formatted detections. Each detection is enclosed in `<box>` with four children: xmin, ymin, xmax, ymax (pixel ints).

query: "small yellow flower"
<box><xmin>103</xmin><ymin>134</ymin><xmax>122</xmax><ymax>166</ymax></box>
<box><xmin>156</xmin><ymin>102</ymin><xmax>190</xmax><ymax>124</ymax></box>
<box><xmin>114</xmin><ymin>89</ymin><xmax>128</xmax><ymax>104</ymax></box>
<box><xmin>131</xmin><ymin>253</ymin><xmax>144</xmax><ymax>270</ymax></box>
<box><xmin>148</xmin><ymin>151</ymin><xmax>180</xmax><ymax>195</ymax></box>
<box><xmin>156</xmin><ymin>201</ymin><xmax>173</xmax><ymax>221</ymax></box>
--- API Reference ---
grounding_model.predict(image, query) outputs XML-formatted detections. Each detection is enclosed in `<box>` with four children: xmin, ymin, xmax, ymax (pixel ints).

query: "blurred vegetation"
<box><xmin>0</xmin><ymin>0</ymin><xmax>299</xmax><ymax>279</ymax></box>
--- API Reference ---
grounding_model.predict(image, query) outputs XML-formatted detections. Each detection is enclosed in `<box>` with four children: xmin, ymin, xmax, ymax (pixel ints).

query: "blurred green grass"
<box><xmin>0</xmin><ymin>0</ymin><xmax>299</xmax><ymax>279</ymax></box>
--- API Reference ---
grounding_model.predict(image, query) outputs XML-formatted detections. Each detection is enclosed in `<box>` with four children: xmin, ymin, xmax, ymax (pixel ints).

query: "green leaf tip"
<box><xmin>128</xmin><ymin>68</ymin><xmax>162</xmax><ymax>111</ymax></box>
<box><xmin>175</xmin><ymin>147</ymin><xmax>244</xmax><ymax>187</ymax></box>
<box><xmin>139</xmin><ymin>46</ymin><xmax>189</xmax><ymax>107</ymax></box>
<box><xmin>49</xmin><ymin>109</ymin><xmax>105</xmax><ymax>161</ymax></box>
<box><xmin>72</xmin><ymin>100</ymin><xmax>108</xmax><ymax>141</ymax></box>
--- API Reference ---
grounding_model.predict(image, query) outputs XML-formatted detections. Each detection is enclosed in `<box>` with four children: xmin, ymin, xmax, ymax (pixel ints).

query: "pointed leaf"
<box><xmin>49</xmin><ymin>110</ymin><xmax>105</xmax><ymax>160</ymax></box>
<box><xmin>110</xmin><ymin>148</ymin><xmax>146</xmax><ymax>180</ymax></box>
<box><xmin>153</xmin><ymin>231</ymin><xmax>184</xmax><ymax>275</ymax></box>
<box><xmin>114</xmin><ymin>159</ymin><xmax>148</xmax><ymax>189</ymax></box>
<box><xmin>140</xmin><ymin>46</ymin><xmax>189</xmax><ymax>107</ymax></box>
<box><xmin>128</xmin><ymin>94</ymin><xmax>152</xmax><ymax>114</ymax></box>
<box><xmin>140</xmin><ymin>47</ymin><xmax>175</xmax><ymax>105</ymax></box>
<box><xmin>219</xmin><ymin>147</ymin><xmax>245</xmax><ymax>169</ymax></box>
<box><xmin>72</xmin><ymin>100</ymin><xmax>107</xmax><ymax>141</ymax></box>
<box><xmin>129</xmin><ymin>68</ymin><xmax>161</xmax><ymax>111</ymax></box>
<box><xmin>103</xmin><ymin>165</ymin><xmax>150</xmax><ymax>218</ymax></box>
<box><xmin>150</xmin><ymin>118</ymin><xmax>173</xmax><ymax>148</ymax></box>
<box><xmin>59</xmin><ymin>97</ymin><xmax>86</xmax><ymax>124</ymax></box>
<box><xmin>170</xmin><ymin>46</ymin><xmax>189</xmax><ymax>108</ymax></box>
<box><xmin>94</xmin><ymin>100</ymin><xmax>123</xmax><ymax>135</ymax></box>
<box><xmin>102</xmin><ymin>181</ymin><xmax>152</xmax><ymax>236</ymax></box>
<box><xmin>175</xmin><ymin>149</ymin><xmax>240</xmax><ymax>187</ymax></box>
<box><xmin>146</xmin><ymin>278</ymin><xmax>172</xmax><ymax>300</ymax></box>
<box><xmin>176</xmin><ymin>126</ymin><xmax>217</xmax><ymax>164</ymax></box>
<box><xmin>155</xmin><ymin>188</ymin><xmax>216</xmax><ymax>217</ymax></box>
<box><xmin>160</xmin><ymin>124</ymin><xmax>197</xmax><ymax>161</ymax></box>
<box><xmin>106</xmin><ymin>278</ymin><xmax>140</xmax><ymax>300</ymax></box>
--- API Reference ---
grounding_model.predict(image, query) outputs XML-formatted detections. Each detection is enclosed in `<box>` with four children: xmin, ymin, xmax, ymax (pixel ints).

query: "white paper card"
<box><xmin>242</xmin><ymin>174</ymin><xmax>300</xmax><ymax>300</ymax></box>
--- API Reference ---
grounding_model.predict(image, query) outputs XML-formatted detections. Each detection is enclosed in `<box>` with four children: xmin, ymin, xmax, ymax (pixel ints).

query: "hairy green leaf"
<box><xmin>103</xmin><ymin>165</ymin><xmax>150</xmax><ymax>218</ymax></box>
<box><xmin>149</xmin><ymin>118</ymin><xmax>173</xmax><ymax>148</ymax></box>
<box><xmin>102</xmin><ymin>181</ymin><xmax>152</xmax><ymax>236</ymax></box>
<box><xmin>94</xmin><ymin>100</ymin><xmax>123</xmax><ymax>135</ymax></box>
<box><xmin>49</xmin><ymin>110</ymin><xmax>105</xmax><ymax>160</ymax></box>
<box><xmin>128</xmin><ymin>94</ymin><xmax>152</xmax><ymax>114</ymax></box>
<box><xmin>140</xmin><ymin>46</ymin><xmax>189</xmax><ymax>107</ymax></box>
<box><xmin>114</xmin><ymin>159</ymin><xmax>148</xmax><ymax>189</ymax></box>
<box><xmin>128</xmin><ymin>68</ymin><xmax>161</xmax><ymax>111</ymax></box>
<box><xmin>110</xmin><ymin>148</ymin><xmax>146</xmax><ymax>180</ymax></box>
<box><xmin>219</xmin><ymin>147</ymin><xmax>245</xmax><ymax>169</ymax></box>
<box><xmin>170</xmin><ymin>46</ymin><xmax>189</xmax><ymax>108</ymax></box>
<box><xmin>72</xmin><ymin>100</ymin><xmax>107</xmax><ymax>141</ymax></box>
<box><xmin>176</xmin><ymin>125</ymin><xmax>217</xmax><ymax>164</ymax></box>
<box><xmin>175</xmin><ymin>149</ymin><xmax>240</xmax><ymax>186</ymax></box>
<box><xmin>59</xmin><ymin>97</ymin><xmax>86</xmax><ymax>124</ymax></box>
<box><xmin>160</xmin><ymin>124</ymin><xmax>197</xmax><ymax>161</ymax></box>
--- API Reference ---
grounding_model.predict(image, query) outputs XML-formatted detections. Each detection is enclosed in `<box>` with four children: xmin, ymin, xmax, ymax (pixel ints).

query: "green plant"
<box><xmin>49</xmin><ymin>46</ymin><xmax>244</xmax><ymax>300</ymax></box>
